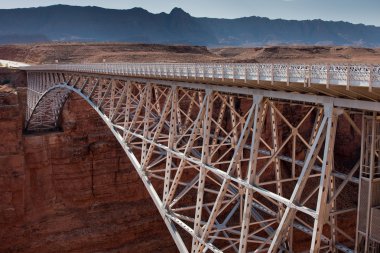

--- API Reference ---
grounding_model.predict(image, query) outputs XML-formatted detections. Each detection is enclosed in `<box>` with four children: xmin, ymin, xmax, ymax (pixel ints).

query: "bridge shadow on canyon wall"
<box><xmin>0</xmin><ymin>91</ymin><xmax>178</xmax><ymax>253</ymax></box>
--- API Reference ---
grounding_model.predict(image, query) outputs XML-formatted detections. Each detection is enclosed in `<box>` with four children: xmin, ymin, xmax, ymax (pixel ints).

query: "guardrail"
<box><xmin>22</xmin><ymin>63</ymin><xmax>380</xmax><ymax>89</ymax></box>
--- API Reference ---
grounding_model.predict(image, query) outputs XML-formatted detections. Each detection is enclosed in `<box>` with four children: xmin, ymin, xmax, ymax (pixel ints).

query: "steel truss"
<box><xmin>24</xmin><ymin>70</ymin><xmax>380</xmax><ymax>253</ymax></box>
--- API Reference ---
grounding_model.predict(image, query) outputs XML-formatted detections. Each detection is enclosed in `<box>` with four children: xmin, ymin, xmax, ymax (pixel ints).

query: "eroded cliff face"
<box><xmin>0</xmin><ymin>90</ymin><xmax>177</xmax><ymax>253</ymax></box>
<box><xmin>0</xmin><ymin>85</ymin><xmax>25</xmax><ymax>228</ymax></box>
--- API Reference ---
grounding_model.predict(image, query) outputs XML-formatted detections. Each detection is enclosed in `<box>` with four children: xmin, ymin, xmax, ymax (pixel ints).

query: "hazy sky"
<box><xmin>1</xmin><ymin>0</ymin><xmax>379</xmax><ymax>26</ymax></box>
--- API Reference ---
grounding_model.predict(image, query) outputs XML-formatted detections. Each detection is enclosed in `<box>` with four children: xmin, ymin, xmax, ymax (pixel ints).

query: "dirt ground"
<box><xmin>0</xmin><ymin>42</ymin><xmax>379</xmax><ymax>64</ymax></box>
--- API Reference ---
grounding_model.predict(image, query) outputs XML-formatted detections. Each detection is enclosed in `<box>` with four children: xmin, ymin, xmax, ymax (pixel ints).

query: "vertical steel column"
<box><xmin>191</xmin><ymin>89</ymin><xmax>213</xmax><ymax>252</ymax></box>
<box><xmin>310</xmin><ymin>107</ymin><xmax>338</xmax><ymax>252</ymax></box>
<box><xmin>108</xmin><ymin>79</ymin><xmax>117</xmax><ymax>118</ymax></box>
<box><xmin>163</xmin><ymin>87</ymin><xmax>178</xmax><ymax>202</ymax></box>
<box><xmin>141</xmin><ymin>84</ymin><xmax>153</xmax><ymax>164</ymax></box>
<box><xmin>270</xmin><ymin>104</ymin><xmax>284</xmax><ymax>216</ymax></box>
<box><xmin>122</xmin><ymin>81</ymin><xmax>133</xmax><ymax>140</ymax></box>
<box><xmin>238</xmin><ymin>96</ymin><xmax>265</xmax><ymax>253</ymax></box>
<box><xmin>329</xmin><ymin>174</ymin><xmax>337</xmax><ymax>253</ymax></box>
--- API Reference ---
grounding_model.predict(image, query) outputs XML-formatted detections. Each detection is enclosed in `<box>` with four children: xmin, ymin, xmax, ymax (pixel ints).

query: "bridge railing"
<box><xmin>22</xmin><ymin>63</ymin><xmax>380</xmax><ymax>88</ymax></box>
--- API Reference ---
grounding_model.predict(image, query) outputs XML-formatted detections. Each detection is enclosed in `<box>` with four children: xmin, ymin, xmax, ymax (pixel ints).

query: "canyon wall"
<box><xmin>0</xmin><ymin>88</ymin><xmax>177</xmax><ymax>253</ymax></box>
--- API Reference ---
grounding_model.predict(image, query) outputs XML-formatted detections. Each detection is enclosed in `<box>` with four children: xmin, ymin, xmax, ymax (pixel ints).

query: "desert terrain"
<box><xmin>0</xmin><ymin>43</ymin><xmax>379</xmax><ymax>65</ymax></box>
<box><xmin>0</xmin><ymin>43</ymin><xmax>377</xmax><ymax>252</ymax></box>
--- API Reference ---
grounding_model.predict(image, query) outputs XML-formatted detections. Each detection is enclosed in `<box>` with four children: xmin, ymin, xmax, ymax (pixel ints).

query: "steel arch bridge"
<box><xmin>22</xmin><ymin>63</ymin><xmax>380</xmax><ymax>253</ymax></box>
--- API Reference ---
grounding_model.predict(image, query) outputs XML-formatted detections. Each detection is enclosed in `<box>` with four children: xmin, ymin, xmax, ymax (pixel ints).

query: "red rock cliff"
<box><xmin>0</xmin><ymin>88</ymin><xmax>178</xmax><ymax>253</ymax></box>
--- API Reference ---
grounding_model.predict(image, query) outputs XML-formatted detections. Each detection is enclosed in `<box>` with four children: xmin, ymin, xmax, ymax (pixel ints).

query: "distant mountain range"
<box><xmin>0</xmin><ymin>5</ymin><xmax>379</xmax><ymax>47</ymax></box>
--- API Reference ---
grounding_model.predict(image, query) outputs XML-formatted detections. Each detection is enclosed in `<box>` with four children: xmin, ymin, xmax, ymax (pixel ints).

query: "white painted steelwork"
<box><xmin>22</xmin><ymin>63</ymin><xmax>380</xmax><ymax>253</ymax></box>
<box><xmin>23</xmin><ymin>62</ymin><xmax>380</xmax><ymax>89</ymax></box>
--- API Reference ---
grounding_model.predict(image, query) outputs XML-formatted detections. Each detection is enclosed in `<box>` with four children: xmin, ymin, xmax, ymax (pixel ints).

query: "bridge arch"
<box><xmin>25</xmin><ymin>82</ymin><xmax>189</xmax><ymax>251</ymax></box>
<box><xmin>22</xmin><ymin>66</ymin><xmax>376</xmax><ymax>253</ymax></box>
<box><xmin>26</xmin><ymin>84</ymin><xmax>71</xmax><ymax>131</ymax></box>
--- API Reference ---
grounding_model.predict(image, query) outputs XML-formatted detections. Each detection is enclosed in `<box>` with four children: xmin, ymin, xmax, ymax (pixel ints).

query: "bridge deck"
<box><xmin>22</xmin><ymin>63</ymin><xmax>380</xmax><ymax>103</ymax></box>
